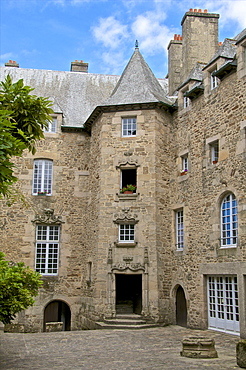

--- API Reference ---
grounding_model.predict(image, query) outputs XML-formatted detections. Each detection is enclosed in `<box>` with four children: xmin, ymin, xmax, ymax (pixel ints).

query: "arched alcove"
<box><xmin>43</xmin><ymin>300</ymin><xmax>71</xmax><ymax>331</ymax></box>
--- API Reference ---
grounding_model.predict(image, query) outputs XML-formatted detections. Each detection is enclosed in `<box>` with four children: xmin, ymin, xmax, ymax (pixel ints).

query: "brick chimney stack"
<box><xmin>5</xmin><ymin>60</ymin><xmax>19</xmax><ymax>68</ymax></box>
<box><xmin>70</xmin><ymin>60</ymin><xmax>88</xmax><ymax>73</ymax></box>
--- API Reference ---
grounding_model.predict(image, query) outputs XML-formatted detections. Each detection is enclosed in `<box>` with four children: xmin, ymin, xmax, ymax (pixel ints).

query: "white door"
<box><xmin>207</xmin><ymin>276</ymin><xmax>239</xmax><ymax>334</ymax></box>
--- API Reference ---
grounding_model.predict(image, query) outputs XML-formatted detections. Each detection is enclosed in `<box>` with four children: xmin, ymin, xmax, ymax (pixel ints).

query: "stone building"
<box><xmin>0</xmin><ymin>9</ymin><xmax>245</xmax><ymax>336</ymax></box>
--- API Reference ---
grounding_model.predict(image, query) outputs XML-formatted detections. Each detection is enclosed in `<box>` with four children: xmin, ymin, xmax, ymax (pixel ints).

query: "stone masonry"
<box><xmin>0</xmin><ymin>9</ymin><xmax>245</xmax><ymax>336</ymax></box>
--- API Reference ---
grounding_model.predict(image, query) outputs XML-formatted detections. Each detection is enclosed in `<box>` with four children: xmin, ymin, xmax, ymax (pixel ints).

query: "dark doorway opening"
<box><xmin>176</xmin><ymin>286</ymin><xmax>187</xmax><ymax>327</ymax></box>
<box><xmin>43</xmin><ymin>300</ymin><xmax>71</xmax><ymax>332</ymax></box>
<box><xmin>116</xmin><ymin>274</ymin><xmax>142</xmax><ymax>314</ymax></box>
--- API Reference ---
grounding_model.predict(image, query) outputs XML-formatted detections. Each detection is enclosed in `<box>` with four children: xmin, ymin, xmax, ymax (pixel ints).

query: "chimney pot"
<box><xmin>194</xmin><ymin>9</ymin><xmax>197</xmax><ymax>12</ymax></box>
<box><xmin>204</xmin><ymin>9</ymin><xmax>208</xmax><ymax>13</ymax></box>
<box><xmin>198</xmin><ymin>9</ymin><xmax>202</xmax><ymax>13</ymax></box>
<box><xmin>71</xmin><ymin>60</ymin><xmax>88</xmax><ymax>73</ymax></box>
<box><xmin>5</xmin><ymin>60</ymin><xmax>19</xmax><ymax>68</ymax></box>
<box><xmin>174</xmin><ymin>34</ymin><xmax>177</xmax><ymax>40</ymax></box>
<box><xmin>189</xmin><ymin>8</ymin><xmax>193</xmax><ymax>12</ymax></box>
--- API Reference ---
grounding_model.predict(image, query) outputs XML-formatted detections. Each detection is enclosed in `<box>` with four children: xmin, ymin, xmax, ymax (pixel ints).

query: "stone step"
<box><xmin>95</xmin><ymin>313</ymin><xmax>159</xmax><ymax>330</ymax></box>
<box><xmin>103</xmin><ymin>318</ymin><xmax>147</xmax><ymax>325</ymax></box>
<box><xmin>95</xmin><ymin>321</ymin><xmax>159</xmax><ymax>330</ymax></box>
<box><xmin>116</xmin><ymin>314</ymin><xmax>142</xmax><ymax>320</ymax></box>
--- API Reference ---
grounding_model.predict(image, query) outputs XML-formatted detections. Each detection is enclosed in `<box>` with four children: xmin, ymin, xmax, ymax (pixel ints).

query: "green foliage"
<box><xmin>0</xmin><ymin>252</ymin><xmax>43</xmax><ymax>324</ymax></box>
<box><xmin>0</xmin><ymin>75</ymin><xmax>53</xmax><ymax>198</ymax></box>
<box><xmin>120</xmin><ymin>184</ymin><xmax>137</xmax><ymax>193</ymax></box>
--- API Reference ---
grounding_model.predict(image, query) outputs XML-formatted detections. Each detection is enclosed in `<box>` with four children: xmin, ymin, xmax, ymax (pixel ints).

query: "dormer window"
<box><xmin>44</xmin><ymin>117</ymin><xmax>57</xmax><ymax>133</ymax></box>
<box><xmin>211</xmin><ymin>71</ymin><xmax>219</xmax><ymax>90</ymax></box>
<box><xmin>183</xmin><ymin>96</ymin><xmax>190</xmax><ymax>108</ymax></box>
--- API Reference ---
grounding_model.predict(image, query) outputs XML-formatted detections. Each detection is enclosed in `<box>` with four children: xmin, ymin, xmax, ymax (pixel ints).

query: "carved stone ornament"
<box><xmin>113</xmin><ymin>208</ymin><xmax>139</xmax><ymax>224</ymax></box>
<box><xmin>116</xmin><ymin>159</ymin><xmax>140</xmax><ymax>169</ymax></box>
<box><xmin>112</xmin><ymin>262</ymin><xmax>145</xmax><ymax>272</ymax></box>
<box><xmin>32</xmin><ymin>208</ymin><xmax>64</xmax><ymax>225</ymax></box>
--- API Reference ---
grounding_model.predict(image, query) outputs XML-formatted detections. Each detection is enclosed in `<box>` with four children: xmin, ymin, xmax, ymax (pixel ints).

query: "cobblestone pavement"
<box><xmin>0</xmin><ymin>325</ymin><xmax>240</xmax><ymax>369</ymax></box>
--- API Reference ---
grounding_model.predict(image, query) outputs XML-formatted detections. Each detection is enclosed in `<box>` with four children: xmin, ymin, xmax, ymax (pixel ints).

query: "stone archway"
<box><xmin>43</xmin><ymin>300</ymin><xmax>71</xmax><ymax>331</ymax></box>
<box><xmin>176</xmin><ymin>285</ymin><xmax>187</xmax><ymax>327</ymax></box>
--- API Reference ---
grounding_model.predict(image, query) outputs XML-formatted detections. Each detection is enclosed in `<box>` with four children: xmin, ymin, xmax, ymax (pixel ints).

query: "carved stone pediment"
<box><xmin>113</xmin><ymin>208</ymin><xmax>139</xmax><ymax>224</ymax></box>
<box><xmin>112</xmin><ymin>262</ymin><xmax>145</xmax><ymax>272</ymax></box>
<box><xmin>32</xmin><ymin>208</ymin><xmax>64</xmax><ymax>225</ymax></box>
<box><xmin>116</xmin><ymin>159</ymin><xmax>140</xmax><ymax>169</ymax></box>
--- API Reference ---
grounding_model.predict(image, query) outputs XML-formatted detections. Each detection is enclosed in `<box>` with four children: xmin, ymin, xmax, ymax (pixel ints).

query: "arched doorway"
<box><xmin>176</xmin><ymin>286</ymin><xmax>187</xmax><ymax>327</ymax></box>
<box><xmin>43</xmin><ymin>300</ymin><xmax>71</xmax><ymax>331</ymax></box>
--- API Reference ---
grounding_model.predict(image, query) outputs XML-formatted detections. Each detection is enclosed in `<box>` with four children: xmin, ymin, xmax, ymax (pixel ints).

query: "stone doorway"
<box><xmin>115</xmin><ymin>274</ymin><xmax>142</xmax><ymax>315</ymax></box>
<box><xmin>43</xmin><ymin>300</ymin><xmax>71</xmax><ymax>331</ymax></box>
<box><xmin>176</xmin><ymin>286</ymin><xmax>187</xmax><ymax>327</ymax></box>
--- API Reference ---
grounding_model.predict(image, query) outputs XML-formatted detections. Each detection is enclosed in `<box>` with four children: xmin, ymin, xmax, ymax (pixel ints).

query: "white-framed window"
<box><xmin>221</xmin><ymin>193</ymin><xmax>238</xmax><ymax>247</ymax></box>
<box><xmin>44</xmin><ymin>117</ymin><xmax>57</xmax><ymax>133</ymax></box>
<box><xmin>211</xmin><ymin>71</ymin><xmax>219</xmax><ymax>90</ymax></box>
<box><xmin>207</xmin><ymin>276</ymin><xmax>239</xmax><ymax>334</ymax></box>
<box><xmin>183</xmin><ymin>96</ymin><xmax>190</xmax><ymax>109</ymax></box>
<box><xmin>210</xmin><ymin>140</ymin><xmax>219</xmax><ymax>164</ymax></box>
<box><xmin>175</xmin><ymin>209</ymin><xmax>184</xmax><ymax>250</ymax></box>
<box><xmin>122</xmin><ymin>117</ymin><xmax>136</xmax><ymax>137</ymax></box>
<box><xmin>35</xmin><ymin>225</ymin><xmax>60</xmax><ymax>275</ymax></box>
<box><xmin>119</xmin><ymin>224</ymin><xmax>135</xmax><ymax>243</ymax></box>
<box><xmin>33</xmin><ymin>159</ymin><xmax>53</xmax><ymax>195</ymax></box>
<box><xmin>180</xmin><ymin>154</ymin><xmax>188</xmax><ymax>174</ymax></box>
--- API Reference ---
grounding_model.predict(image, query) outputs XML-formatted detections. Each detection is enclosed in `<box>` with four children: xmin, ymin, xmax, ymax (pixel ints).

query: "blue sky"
<box><xmin>1</xmin><ymin>0</ymin><xmax>246</xmax><ymax>78</ymax></box>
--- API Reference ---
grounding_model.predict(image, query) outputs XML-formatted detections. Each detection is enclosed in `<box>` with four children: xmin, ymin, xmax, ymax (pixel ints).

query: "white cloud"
<box><xmin>208</xmin><ymin>0</ymin><xmax>246</xmax><ymax>29</ymax></box>
<box><xmin>100</xmin><ymin>50</ymin><xmax>128</xmax><ymax>75</ymax></box>
<box><xmin>0</xmin><ymin>52</ymin><xmax>14</xmax><ymax>61</ymax></box>
<box><xmin>131</xmin><ymin>11</ymin><xmax>175</xmax><ymax>56</ymax></box>
<box><xmin>168</xmin><ymin>0</ymin><xmax>246</xmax><ymax>30</ymax></box>
<box><xmin>92</xmin><ymin>16</ymin><xmax>129</xmax><ymax>49</ymax></box>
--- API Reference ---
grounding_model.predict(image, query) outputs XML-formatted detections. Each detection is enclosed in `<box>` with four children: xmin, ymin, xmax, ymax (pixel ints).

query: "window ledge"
<box><xmin>178</xmin><ymin>173</ymin><xmax>189</xmax><ymax>182</ymax></box>
<box><xmin>220</xmin><ymin>245</ymin><xmax>237</xmax><ymax>249</ymax></box>
<box><xmin>114</xmin><ymin>242</ymin><xmax>137</xmax><ymax>248</ymax></box>
<box><xmin>117</xmin><ymin>192</ymin><xmax>139</xmax><ymax>200</ymax></box>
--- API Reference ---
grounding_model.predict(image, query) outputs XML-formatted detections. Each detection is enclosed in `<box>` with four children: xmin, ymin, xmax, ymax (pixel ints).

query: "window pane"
<box><xmin>221</xmin><ymin>193</ymin><xmax>237</xmax><ymax>247</ymax></box>
<box><xmin>176</xmin><ymin>209</ymin><xmax>184</xmax><ymax>250</ymax></box>
<box><xmin>33</xmin><ymin>159</ymin><xmax>53</xmax><ymax>195</ymax></box>
<box><xmin>122</xmin><ymin>118</ymin><xmax>137</xmax><ymax>137</ymax></box>
<box><xmin>35</xmin><ymin>225</ymin><xmax>60</xmax><ymax>275</ymax></box>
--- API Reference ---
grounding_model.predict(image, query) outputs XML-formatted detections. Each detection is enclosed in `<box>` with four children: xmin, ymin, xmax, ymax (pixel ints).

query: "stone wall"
<box><xmin>166</xmin><ymin>69</ymin><xmax>246</xmax><ymax>329</ymax></box>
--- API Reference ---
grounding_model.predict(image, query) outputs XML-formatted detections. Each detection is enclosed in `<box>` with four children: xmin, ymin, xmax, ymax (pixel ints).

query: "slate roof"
<box><xmin>205</xmin><ymin>39</ymin><xmax>237</xmax><ymax>69</ymax></box>
<box><xmin>235</xmin><ymin>28</ymin><xmax>246</xmax><ymax>44</ymax></box>
<box><xmin>102</xmin><ymin>48</ymin><xmax>171</xmax><ymax>106</ymax></box>
<box><xmin>0</xmin><ymin>67</ymin><xmax>120</xmax><ymax>127</ymax></box>
<box><xmin>177</xmin><ymin>62</ymin><xmax>206</xmax><ymax>90</ymax></box>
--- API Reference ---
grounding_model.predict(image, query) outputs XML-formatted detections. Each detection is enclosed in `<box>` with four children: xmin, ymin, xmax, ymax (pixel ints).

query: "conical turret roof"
<box><xmin>102</xmin><ymin>47</ymin><xmax>172</xmax><ymax>106</ymax></box>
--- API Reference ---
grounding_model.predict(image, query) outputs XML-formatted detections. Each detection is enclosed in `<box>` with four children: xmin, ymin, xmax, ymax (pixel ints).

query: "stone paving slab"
<box><xmin>0</xmin><ymin>325</ymin><xmax>240</xmax><ymax>369</ymax></box>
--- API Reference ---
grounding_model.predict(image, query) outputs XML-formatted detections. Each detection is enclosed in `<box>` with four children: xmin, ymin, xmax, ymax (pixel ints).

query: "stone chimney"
<box><xmin>5</xmin><ymin>60</ymin><xmax>19</xmax><ymax>68</ymax></box>
<box><xmin>181</xmin><ymin>9</ymin><xmax>219</xmax><ymax>81</ymax></box>
<box><xmin>70</xmin><ymin>60</ymin><xmax>88</xmax><ymax>73</ymax></box>
<box><xmin>167</xmin><ymin>34</ymin><xmax>183</xmax><ymax>95</ymax></box>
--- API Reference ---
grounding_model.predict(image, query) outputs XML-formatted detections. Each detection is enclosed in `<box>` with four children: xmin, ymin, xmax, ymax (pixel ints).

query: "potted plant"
<box><xmin>37</xmin><ymin>191</ymin><xmax>49</xmax><ymax>195</ymax></box>
<box><xmin>120</xmin><ymin>184</ymin><xmax>137</xmax><ymax>194</ymax></box>
<box><xmin>180</xmin><ymin>169</ymin><xmax>188</xmax><ymax>176</ymax></box>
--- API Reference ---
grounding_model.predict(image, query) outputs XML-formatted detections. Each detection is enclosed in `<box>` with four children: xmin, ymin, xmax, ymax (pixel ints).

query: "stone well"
<box><xmin>181</xmin><ymin>336</ymin><xmax>218</xmax><ymax>358</ymax></box>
